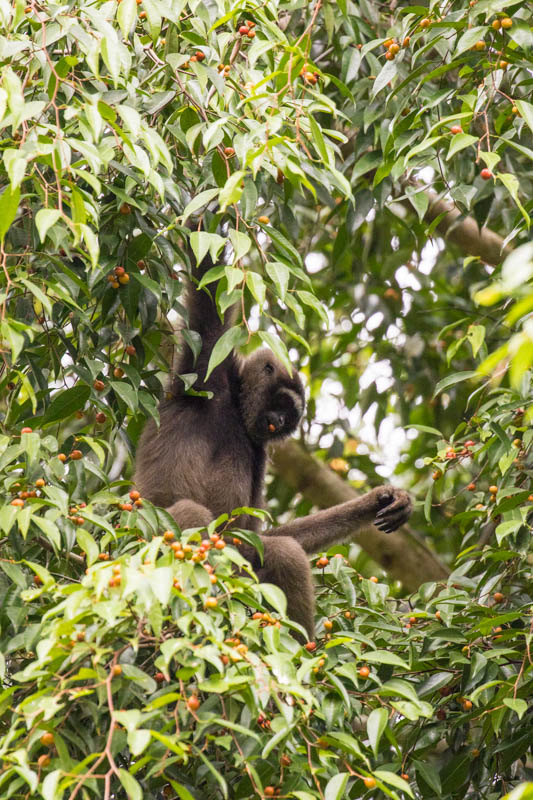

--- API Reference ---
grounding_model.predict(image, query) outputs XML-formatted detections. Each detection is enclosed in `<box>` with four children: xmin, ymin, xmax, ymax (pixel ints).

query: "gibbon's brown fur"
<box><xmin>135</xmin><ymin>253</ymin><xmax>412</xmax><ymax>638</ymax></box>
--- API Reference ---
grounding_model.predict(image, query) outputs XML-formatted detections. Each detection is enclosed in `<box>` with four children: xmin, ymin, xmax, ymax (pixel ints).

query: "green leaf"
<box><xmin>42</xmin><ymin>385</ymin><xmax>91</xmax><ymax>425</ymax></box>
<box><xmin>258</xmin><ymin>582</ymin><xmax>287</xmax><ymax>616</ymax></box>
<box><xmin>205</xmin><ymin>326</ymin><xmax>246</xmax><ymax>379</ymax></box>
<box><xmin>228</xmin><ymin>229</ymin><xmax>252</xmax><ymax>261</ymax></box>
<box><xmin>374</xmin><ymin>770</ymin><xmax>414</xmax><ymax>798</ymax></box>
<box><xmin>446</xmin><ymin>133</ymin><xmax>478</xmax><ymax>160</ymax></box>
<box><xmin>117</xmin><ymin>0</ymin><xmax>137</xmax><ymax>38</ymax></box>
<box><xmin>455</xmin><ymin>27</ymin><xmax>487</xmax><ymax>56</ymax></box>
<box><xmin>0</xmin><ymin>184</ymin><xmax>20</xmax><ymax>241</ymax></box>
<box><xmin>433</xmin><ymin>371</ymin><xmax>479</xmax><ymax>396</ymax></box>
<box><xmin>118</xmin><ymin>768</ymin><xmax>142</xmax><ymax>800</ymax></box>
<box><xmin>325</xmin><ymin>773</ymin><xmax>350</xmax><ymax>800</ymax></box>
<box><xmin>367</xmin><ymin>707</ymin><xmax>388</xmax><ymax>757</ymax></box>
<box><xmin>219</xmin><ymin>170</ymin><xmax>245</xmax><ymax>212</ymax></box>
<box><xmin>503</xmin><ymin>698</ymin><xmax>527</xmax><ymax>719</ymax></box>
<box><xmin>181</xmin><ymin>188</ymin><xmax>219</xmax><ymax>224</ymax></box>
<box><xmin>515</xmin><ymin>100</ymin><xmax>533</xmax><ymax>138</ymax></box>
<box><xmin>35</xmin><ymin>209</ymin><xmax>62</xmax><ymax>243</ymax></box>
<box><xmin>364</xmin><ymin>650</ymin><xmax>409</xmax><ymax>668</ymax></box>
<box><xmin>190</xmin><ymin>231</ymin><xmax>226</xmax><ymax>265</ymax></box>
<box><xmin>111</xmin><ymin>381</ymin><xmax>139</xmax><ymax>413</ymax></box>
<box><xmin>266</xmin><ymin>261</ymin><xmax>290</xmax><ymax>301</ymax></box>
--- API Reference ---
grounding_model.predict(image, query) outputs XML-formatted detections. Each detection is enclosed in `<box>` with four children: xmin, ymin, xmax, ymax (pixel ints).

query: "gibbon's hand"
<box><xmin>371</xmin><ymin>486</ymin><xmax>412</xmax><ymax>534</ymax></box>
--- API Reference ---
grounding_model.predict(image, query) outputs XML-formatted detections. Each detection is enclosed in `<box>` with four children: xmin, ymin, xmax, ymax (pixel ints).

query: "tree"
<box><xmin>0</xmin><ymin>0</ymin><xmax>532</xmax><ymax>798</ymax></box>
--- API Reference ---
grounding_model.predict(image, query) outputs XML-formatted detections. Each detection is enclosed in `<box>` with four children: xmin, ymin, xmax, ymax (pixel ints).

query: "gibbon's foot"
<box><xmin>372</xmin><ymin>486</ymin><xmax>412</xmax><ymax>534</ymax></box>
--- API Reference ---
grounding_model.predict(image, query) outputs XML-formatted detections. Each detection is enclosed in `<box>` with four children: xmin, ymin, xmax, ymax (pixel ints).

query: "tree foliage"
<box><xmin>0</xmin><ymin>0</ymin><xmax>532</xmax><ymax>798</ymax></box>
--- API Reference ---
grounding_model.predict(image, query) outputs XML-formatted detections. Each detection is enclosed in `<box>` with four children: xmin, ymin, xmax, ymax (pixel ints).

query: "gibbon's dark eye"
<box><xmin>264</xmin><ymin>363</ymin><xmax>274</xmax><ymax>375</ymax></box>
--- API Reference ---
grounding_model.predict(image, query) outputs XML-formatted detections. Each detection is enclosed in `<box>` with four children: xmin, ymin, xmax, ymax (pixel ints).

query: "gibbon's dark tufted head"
<box><xmin>238</xmin><ymin>348</ymin><xmax>305</xmax><ymax>444</ymax></box>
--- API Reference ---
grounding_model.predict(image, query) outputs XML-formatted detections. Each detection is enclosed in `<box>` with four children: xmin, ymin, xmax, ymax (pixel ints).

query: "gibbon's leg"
<box><xmin>166</xmin><ymin>499</ymin><xmax>214</xmax><ymax>530</ymax></box>
<box><xmin>269</xmin><ymin>486</ymin><xmax>412</xmax><ymax>554</ymax></box>
<box><xmin>252</xmin><ymin>537</ymin><xmax>316</xmax><ymax>639</ymax></box>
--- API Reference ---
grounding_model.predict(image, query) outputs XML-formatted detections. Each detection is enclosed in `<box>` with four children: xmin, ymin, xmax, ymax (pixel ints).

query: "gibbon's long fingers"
<box><xmin>374</xmin><ymin>492</ymin><xmax>412</xmax><ymax>533</ymax></box>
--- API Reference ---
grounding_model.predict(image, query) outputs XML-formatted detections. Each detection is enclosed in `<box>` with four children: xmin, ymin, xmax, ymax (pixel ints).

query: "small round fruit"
<box><xmin>93</xmin><ymin>379</ymin><xmax>105</xmax><ymax>392</ymax></box>
<box><xmin>125</xmin><ymin>344</ymin><xmax>136</xmax><ymax>356</ymax></box>
<box><xmin>403</xmin><ymin>36</ymin><xmax>410</xmax><ymax>46</ymax></box>
<box><xmin>120</xmin><ymin>203</ymin><xmax>131</xmax><ymax>215</ymax></box>
<box><xmin>11</xmin><ymin>498</ymin><xmax>24</xmax><ymax>507</ymax></box>
<box><xmin>187</xmin><ymin>695</ymin><xmax>200</xmax><ymax>711</ymax></box>
<box><xmin>359</xmin><ymin>665</ymin><xmax>370</xmax><ymax>678</ymax></box>
<box><xmin>500</xmin><ymin>17</ymin><xmax>512</xmax><ymax>29</ymax></box>
<box><xmin>493</xmin><ymin>591</ymin><xmax>504</xmax><ymax>603</ymax></box>
<box><xmin>511</xmin><ymin>105</ymin><xmax>518</xmax><ymax>114</ymax></box>
<box><xmin>118</xmin><ymin>274</ymin><xmax>130</xmax><ymax>284</ymax></box>
<box><xmin>435</xmin><ymin>610</ymin><xmax>442</xmax><ymax>620</ymax></box>
<box><xmin>38</xmin><ymin>754</ymin><xmax>51</xmax><ymax>768</ymax></box>
<box><xmin>40</xmin><ymin>732</ymin><xmax>54</xmax><ymax>747</ymax></box>
<box><xmin>195</xmin><ymin>51</ymin><xmax>205</xmax><ymax>61</ymax></box>
<box><xmin>489</xmin><ymin>485</ymin><xmax>498</xmax><ymax>494</ymax></box>
<box><xmin>69</xmin><ymin>450</ymin><xmax>82</xmax><ymax>460</ymax></box>
<box><xmin>114</xmin><ymin>266</ymin><xmax>125</xmax><ymax>276</ymax></box>
<box><xmin>129</xmin><ymin>489</ymin><xmax>140</xmax><ymax>501</ymax></box>
<box><xmin>163</xmin><ymin>530</ymin><xmax>175</xmax><ymax>542</ymax></box>
<box><xmin>467</xmin><ymin>482</ymin><xmax>476</xmax><ymax>491</ymax></box>
<box><xmin>462</xmin><ymin>699</ymin><xmax>473</xmax><ymax>710</ymax></box>
<box><xmin>21</xmin><ymin>426</ymin><xmax>33</xmax><ymax>434</ymax></box>
<box><xmin>385</xmin><ymin>51</ymin><xmax>395</xmax><ymax>60</ymax></box>
<box><xmin>34</xmin><ymin>574</ymin><xmax>43</xmax><ymax>585</ymax></box>
<box><xmin>432</xmin><ymin>470</ymin><xmax>442</xmax><ymax>481</ymax></box>
<box><xmin>111</xmin><ymin>664</ymin><xmax>122</xmax><ymax>677</ymax></box>
<box><xmin>265</xmin><ymin>789</ymin><xmax>275</xmax><ymax>798</ymax></box>
<box><xmin>247</xmin><ymin>29</ymin><xmax>256</xmax><ymax>37</ymax></box>
<box><xmin>316</xmin><ymin>557</ymin><xmax>329</xmax><ymax>568</ymax></box>
<box><xmin>323</xmin><ymin>619</ymin><xmax>333</xmax><ymax>631</ymax></box>
<box><xmin>499</xmin><ymin>60</ymin><xmax>508</xmax><ymax>69</ymax></box>
<box><xmin>369</xmin><ymin>575</ymin><xmax>379</xmax><ymax>583</ymax></box>
<box><xmin>224</xmin><ymin>146</ymin><xmax>235</xmax><ymax>157</ymax></box>
<box><xmin>419</xmin><ymin>17</ymin><xmax>431</xmax><ymax>28</ymax></box>
<box><xmin>401</xmin><ymin>773</ymin><xmax>409</xmax><ymax>781</ymax></box>
<box><xmin>480</xmin><ymin>168</ymin><xmax>492</xmax><ymax>180</ymax></box>
<box><xmin>363</xmin><ymin>776</ymin><xmax>377</xmax><ymax>789</ymax></box>
<box><xmin>450</xmin><ymin>125</ymin><xmax>463</xmax><ymax>134</ymax></box>
<box><xmin>492</xmin><ymin>19</ymin><xmax>501</xmax><ymax>30</ymax></box>
<box><xmin>214</xmin><ymin>539</ymin><xmax>225</xmax><ymax>549</ymax></box>
<box><xmin>35</xmin><ymin>478</ymin><xmax>46</xmax><ymax>488</ymax></box>
<box><xmin>258</xmin><ymin>215</ymin><xmax>270</xmax><ymax>224</ymax></box>
<box><xmin>388</xmin><ymin>43</ymin><xmax>400</xmax><ymax>55</ymax></box>
<box><xmin>305</xmin><ymin>641</ymin><xmax>317</xmax><ymax>652</ymax></box>
<box><xmin>155</xmin><ymin>672</ymin><xmax>165</xmax><ymax>683</ymax></box>
<box><xmin>95</xmin><ymin>411</ymin><xmax>107</xmax><ymax>423</ymax></box>
<box><xmin>436</xmin><ymin>708</ymin><xmax>446</xmax><ymax>720</ymax></box>
<box><xmin>204</xmin><ymin>597</ymin><xmax>218</xmax><ymax>609</ymax></box>
<box><xmin>474</xmin><ymin>40</ymin><xmax>485</xmax><ymax>50</ymax></box>
<box><xmin>238</xmin><ymin>25</ymin><xmax>249</xmax><ymax>34</ymax></box>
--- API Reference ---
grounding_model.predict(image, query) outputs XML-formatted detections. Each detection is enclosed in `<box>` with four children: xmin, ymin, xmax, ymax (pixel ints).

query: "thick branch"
<box><xmin>271</xmin><ymin>440</ymin><xmax>449</xmax><ymax>592</ymax></box>
<box><xmin>396</xmin><ymin>189</ymin><xmax>511</xmax><ymax>266</ymax></box>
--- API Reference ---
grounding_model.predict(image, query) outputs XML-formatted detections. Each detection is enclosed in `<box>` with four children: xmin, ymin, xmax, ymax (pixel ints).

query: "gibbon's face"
<box><xmin>239</xmin><ymin>349</ymin><xmax>305</xmax><ymax>443</ymax></box>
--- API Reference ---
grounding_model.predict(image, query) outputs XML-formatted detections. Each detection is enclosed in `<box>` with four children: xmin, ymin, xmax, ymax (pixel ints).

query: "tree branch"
<box><xmin>271</xmin><ymin>440</ymin><xmax>449</xmax><ymax>592</ymax></box>
<box><xmin>396</xmin><ymin>189</ymin><xmax>512</xmax><ymax>266</ymax></box>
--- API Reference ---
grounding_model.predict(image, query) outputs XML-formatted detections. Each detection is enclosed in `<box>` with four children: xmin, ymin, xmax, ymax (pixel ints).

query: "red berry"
<box><xmin>450</xmin><ymin>125</ymin><xmax>463</xmax><ymax>134</ymax></box>
<box><xmin>480</xmin><ymin>168</ymin><xmax>492</xmax><ymax>180</ymax></box>
<box><xmin>238</xmin><ymin>25</ymin><xmax>249</xmax><ymax>35</ymax></box>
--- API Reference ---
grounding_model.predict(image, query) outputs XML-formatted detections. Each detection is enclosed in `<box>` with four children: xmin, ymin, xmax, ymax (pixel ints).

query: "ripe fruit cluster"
<box><xmin>237</xmin><ymin>19</ymin><xmax>256</xmax><ymax>38</ymax></box>
<box><xmin>251</xmin><ymin>611</ymin><xmax>281</xmax><ymax>628</ymax></box>
<box><xmin>383</xmin><ymin>37</ymin><xmax>403</xmax><ymax>60</ymax></box>
<box><xmin>217</xmin><ymin>63</ymin><xmax>231</xmax><ymax>77</ymax></box>
<box><xmin>299</xmin><ymin>63</ymin><xmax>320</xmax><ymax>84</ymax></box>
<box><xmin>492</xmin><ymin>17</ymin><xmax>513</xmax><ymax>30</ymax></box>
<box><xmin>168</xmin><ymin>531</ymin><xmax>225</xmax><ymax>565</ymax></box>
<box><xmin>107</xmin><ymin>265</ymin><xmax>130</xmax><ymax>288</ymax></box>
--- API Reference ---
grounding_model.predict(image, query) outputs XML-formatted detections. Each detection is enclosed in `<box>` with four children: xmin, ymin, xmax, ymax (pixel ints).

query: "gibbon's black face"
<box><xmin>239</xmin><ymin>349</ymin><xmax>305</xmax><ymax>444</ymax></box>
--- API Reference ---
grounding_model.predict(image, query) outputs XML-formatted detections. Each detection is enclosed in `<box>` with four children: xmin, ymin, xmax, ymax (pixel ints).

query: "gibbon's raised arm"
<box><xmin>267</xmin><ymin>486</ymin><xmax>412</xmax><ymax>553</ymax></box>
<box><xmin>173</xmin><ymin>252</ymin><xmax>238</xmax><ymax>394</ymax></box>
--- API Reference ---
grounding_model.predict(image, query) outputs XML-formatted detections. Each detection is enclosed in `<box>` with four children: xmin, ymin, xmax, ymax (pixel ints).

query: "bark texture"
<box><xmin>271</xmin><ymin>439</ymin><xmax>449</xmax><ymax>592</ymax></box>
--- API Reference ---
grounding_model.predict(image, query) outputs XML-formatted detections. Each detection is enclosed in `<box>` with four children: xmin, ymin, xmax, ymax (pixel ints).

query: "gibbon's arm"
<box><xmin>175</xmin><ymin>251</ymin><xmax>239</xmax><ymax>392</ymax></box>
<box><xmin>267</xmin><ymin>487</ymin><xmax>412</xmax><ymax>554</ymax></box>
